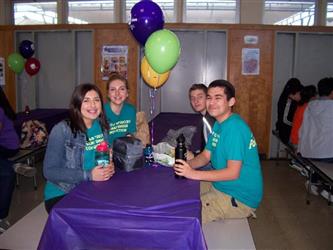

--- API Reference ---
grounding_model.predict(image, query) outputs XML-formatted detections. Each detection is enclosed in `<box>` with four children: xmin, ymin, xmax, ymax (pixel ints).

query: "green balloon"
<box><xmin>8</xmin><ymin>52</ymin><xmax>24</xmax><ymax>74</ymax></box>
<box><xmin>145</xmin><ymin>29</ymin><xmax>181</xmax><ymax>74</ymax></box>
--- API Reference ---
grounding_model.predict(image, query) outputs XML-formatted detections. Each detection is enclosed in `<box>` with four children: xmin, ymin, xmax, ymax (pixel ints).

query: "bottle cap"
<box><xmin>176</xmin><ymin>134</ymin><xmax>185</xmax><ymax>143</ymax></box>
<box><xmin>96</xmin><ymin>141</ymin><xmax>108</xmax><ymax>152</ymax></box>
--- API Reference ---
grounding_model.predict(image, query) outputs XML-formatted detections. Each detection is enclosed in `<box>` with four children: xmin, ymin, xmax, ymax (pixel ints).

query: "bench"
<box><xmin>285</xmin><ymin>147</ymin><xmax>333</xmax><ymax>205</ymax></box>
<box><xmin>9</xmin><ymin>145</ymin><xmax>46</xmax><ymax>190</ymax></box>
<box><xmin>272</xmin><ymin>129</ymin><xmax>295</xmax><ymax>160</ymax></box>
<box><xmin>203</xmin><ymin>219</ymin><xmax>256</xmax><ymax>249</ymax></box>
<box><xmin>0</xmin><ymin>203</ymin><xmax>48</xmax><ymax>250</ymax></box>
<box><xmin>272</xmin><ymin>130</ymin><xmax>332</xmax><ymax>205</ymax></box>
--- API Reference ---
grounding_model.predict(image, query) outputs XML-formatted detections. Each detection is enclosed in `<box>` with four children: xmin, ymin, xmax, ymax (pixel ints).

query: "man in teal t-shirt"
<box><xmin>173</xmin><ymin>79</ymin><xmax>263</xmax><ymax>224</ymax></box>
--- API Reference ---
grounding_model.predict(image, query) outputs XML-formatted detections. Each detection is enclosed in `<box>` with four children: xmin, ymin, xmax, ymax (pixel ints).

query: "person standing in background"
<box><xmin>0</xmin><ymin>87</ymin><xmax>19</xmax><ymax>233</ymax></box>
<box><xmin>104</xmin><ymin>73</ymin><xmax>136</xmax><ymax>145</ymax></box>
<box><xmin>276</xmin><ymin>78</ymin><xmax>303</xmax><ymax>145</ymax></box>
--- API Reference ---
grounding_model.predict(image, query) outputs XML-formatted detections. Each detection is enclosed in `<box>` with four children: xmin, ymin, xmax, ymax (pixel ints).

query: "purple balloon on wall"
<box><xmin>129</xmin><ymin>0</ymin><xmax>164</xmax><ymax>46</ymax></box>
<box><xmin>19</xmin><ymin>40</ymin><xmax>35</xmax><ymax>59</ymax></box>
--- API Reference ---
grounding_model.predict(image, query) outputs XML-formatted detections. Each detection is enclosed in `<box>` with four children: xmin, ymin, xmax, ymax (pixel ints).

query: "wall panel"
<box><xmin>228</xmin><ymin>29</ymin><xmax>274</xmax><ymax>156</ymax></box>
<box><xmin>94</xmin><ymin>26</ymin><xmax>139</xmax><ymax>106</ymax></box>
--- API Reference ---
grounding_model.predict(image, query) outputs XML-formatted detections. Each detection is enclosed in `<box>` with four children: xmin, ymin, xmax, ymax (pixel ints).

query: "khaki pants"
<box><xmin>200</xmin><ymin>182</ymin><xmax>256</xmax><ymax>224</ymax></box>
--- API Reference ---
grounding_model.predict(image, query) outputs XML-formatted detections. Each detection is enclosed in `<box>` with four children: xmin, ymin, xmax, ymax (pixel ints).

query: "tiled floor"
<box><xmin>249</xmin><ymin>160</ymin><xmax>333</xmax><ymax>250</ymax></box>
<box><xmin>2</xmin><ymin>159</ymin><xmax>333</xmax><ymax>249</ymax></box>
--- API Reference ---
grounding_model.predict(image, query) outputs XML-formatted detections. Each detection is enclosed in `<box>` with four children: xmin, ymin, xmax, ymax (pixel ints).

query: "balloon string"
<box><xmin>149</xmin><ymin>87</ymin><xmax>157</xmax><ymax>145</ymax></box>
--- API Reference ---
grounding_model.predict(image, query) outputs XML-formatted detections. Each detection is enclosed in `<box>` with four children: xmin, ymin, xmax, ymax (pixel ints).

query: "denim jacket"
<box><xmin>43</xmin><ymin>120</ymin><xmax>108</xmax><ymax>193</ymax></box>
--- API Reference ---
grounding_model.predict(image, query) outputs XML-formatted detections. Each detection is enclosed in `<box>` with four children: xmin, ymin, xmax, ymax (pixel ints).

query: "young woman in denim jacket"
<box><xmin>43</xmin><ymin>83</ymin><xmax>115</xmax><ymax>213</ymax></box>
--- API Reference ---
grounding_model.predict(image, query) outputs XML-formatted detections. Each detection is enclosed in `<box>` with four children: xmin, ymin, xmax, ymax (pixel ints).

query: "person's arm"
<box><xmin>174</xmin><ymin>159</ymin><xmax>242</xmax><ymax>181</ymax></box>
<box><xmin>187</xmin><ymin>149</ymin><xmax>211</xmax><ymax>169</ymax></box>
<box><xmin>43</xmin><ymin>122</ymin><xmax>91</xmax><ymax>184</ymax></box>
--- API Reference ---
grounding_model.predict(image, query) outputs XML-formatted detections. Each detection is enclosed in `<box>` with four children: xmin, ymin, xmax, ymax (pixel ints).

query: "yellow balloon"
<box><xmin>141</xmin><ymin>57</ymin><xmax>170</xmax><ymax>88</ymax></box>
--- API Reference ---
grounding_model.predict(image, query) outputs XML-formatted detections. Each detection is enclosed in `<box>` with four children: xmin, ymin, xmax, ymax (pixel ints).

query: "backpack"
<box><xmin>112</xmin><ymin>136</ymin><xmax>144</xmax><ymax>172</ymax></box>
<box><xmin>20</xmin><ymin>120</ymin><xmax>48</xmax><ymax>149</ymax></box>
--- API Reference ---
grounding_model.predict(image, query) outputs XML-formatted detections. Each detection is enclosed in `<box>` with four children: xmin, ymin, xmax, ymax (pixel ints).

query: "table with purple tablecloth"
<box><xmin>14</xmin><ymin>108</ymin><xmax>69</xmax><ymax>135</ymax></box>
<box><xmin>38</xmin><ymin>166</ymin><xmax>207</xmax><ymax>250</ymax></box>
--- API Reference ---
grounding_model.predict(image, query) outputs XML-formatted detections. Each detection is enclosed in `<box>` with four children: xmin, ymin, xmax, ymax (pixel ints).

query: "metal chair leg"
<box><xmin>306</xmin><ymin>171</ymin><xmax>313</xmax><ymax>205</ymax></box>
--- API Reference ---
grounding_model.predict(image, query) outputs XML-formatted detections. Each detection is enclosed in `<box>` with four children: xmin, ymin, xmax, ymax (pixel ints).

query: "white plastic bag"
<box><xmin>153</xmin><ymin>142</ymin><xmax>175</xmax><ymax>167</ymax></box>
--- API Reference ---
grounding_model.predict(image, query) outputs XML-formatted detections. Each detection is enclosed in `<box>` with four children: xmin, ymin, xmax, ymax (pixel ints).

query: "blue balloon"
<box><xmin>19</xmin><ymin>40</ymin><xmax>35</xmax><ymax>59</ymax></box>
<box><xmin>129</xmin><ymin>0</ymin><xmax>164</xmax><ymax>46</ymax></box>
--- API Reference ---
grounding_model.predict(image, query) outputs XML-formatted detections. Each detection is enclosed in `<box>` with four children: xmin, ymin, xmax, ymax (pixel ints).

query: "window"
<box><xmin>264</xmin><ymin>0</ymin><xmax>315</xmax><ymax>26</ymax></box>
<box><xmin>14</xmin><ymin>1</ymin><xmax>57</xmax><ymax>25</ymax></box>
<box><xmin>126</xmin><ymin>0</ymin><xmax>175</xmax><ymax>23</ymax></box>
<box><xmin>68</xmin><ymin>0</ymin><xmax>114</xmax><ymax>24</ymax></box>
<box><xmin>184</xmin><ymin>0</ymin><xmax>238</xmax><ymax>23</ymax></box>
<box><xmin>327</xmin><ymin>1</ymin><xmax>333</xmax><ymax>26</ymax></box>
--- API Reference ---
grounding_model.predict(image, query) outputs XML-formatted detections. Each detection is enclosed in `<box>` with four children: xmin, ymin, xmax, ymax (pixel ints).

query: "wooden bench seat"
<box><xmin>203</xmin><ymin>218</ymin><xmax>256</xmax><ymax>249</ymax></box>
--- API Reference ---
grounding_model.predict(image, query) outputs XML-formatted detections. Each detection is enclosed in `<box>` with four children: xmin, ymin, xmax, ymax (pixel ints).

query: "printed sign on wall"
<box><xmin>101</xmin><ymin>45</ymin><xmax>128</xmax><ymax>81</ymax></box>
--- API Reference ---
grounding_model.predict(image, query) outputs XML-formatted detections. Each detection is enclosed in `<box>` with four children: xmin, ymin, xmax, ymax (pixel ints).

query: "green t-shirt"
<box><xmin>205</xmin><ymin>113</ymin><xmax>263</xmax><ymax>208</ymax></box>
<box><xmin>104</xmin><ymin>102</ymin><xmax>136</xmax><ymax>145</ymax></box>
<box><xmin>44</xmin><ymin>120</ymin><xmax>105</xmax><ymax>201</ymax></box>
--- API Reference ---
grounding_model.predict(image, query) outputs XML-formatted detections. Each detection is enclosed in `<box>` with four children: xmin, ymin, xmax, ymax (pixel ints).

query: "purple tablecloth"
<box><xmin>38</xmin><ymin>166</ymin><xmax>207</xmax><ymax>250</ymax></box>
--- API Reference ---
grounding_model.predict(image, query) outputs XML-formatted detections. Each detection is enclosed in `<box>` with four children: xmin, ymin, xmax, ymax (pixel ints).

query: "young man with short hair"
<box><xmin>175</xmin><ymin>80</ymin><xmax>263</xmax><ymax>223</ymax></box>
<box><xmin>189</xmin><ymin>84</ymin><xmax>215</xmax><ymax>148</ymax></box>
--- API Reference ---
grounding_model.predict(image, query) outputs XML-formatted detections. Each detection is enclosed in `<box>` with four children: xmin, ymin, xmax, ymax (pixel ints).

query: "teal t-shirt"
<box><xmin>205</xmin><ymin>113</ymin><xmax>263</xmax><ymax>208</ymax></box>
<box><xmin>104</xmin><ymin>102</ymin><xmax>136</xmax><ymax>145</ymax></box>
<box><xmin>44</xmin><ymin>120</ymin><xmax>105</xmax><ymax>201</ymax></box>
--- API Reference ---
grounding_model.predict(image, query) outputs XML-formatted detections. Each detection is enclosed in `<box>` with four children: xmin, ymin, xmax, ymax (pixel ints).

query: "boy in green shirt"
<box><xmin>174</xmin><ymin>79</ymin><xmax>263</xmax><ymax>223</ymax></box>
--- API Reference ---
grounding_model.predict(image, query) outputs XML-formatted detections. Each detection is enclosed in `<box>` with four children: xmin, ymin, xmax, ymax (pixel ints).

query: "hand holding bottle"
<box><xmin>92</xmin><ymin>141</ymin><xmax>115</xmax><ymax>181</ymax></box>
<box><xmin>91</xmin><ymin>164</ymin><xmax>115</xmax><ymax>181</ymax></box>
<box><xmin>174</xmin><ymin>159</ymin><xmax>198</xmax><ymax>179</ymax></box>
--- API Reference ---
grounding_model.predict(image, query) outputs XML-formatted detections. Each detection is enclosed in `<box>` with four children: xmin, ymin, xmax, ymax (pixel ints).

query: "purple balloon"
<box><xmin>129</xmin><ymin>0</ymin><xmax>164</xmax><ymax>46</ymax></box>
<box><xmin>19</xmin><ymin>40</ymin><xmax>35</xmax><ymax>59</ymax></box>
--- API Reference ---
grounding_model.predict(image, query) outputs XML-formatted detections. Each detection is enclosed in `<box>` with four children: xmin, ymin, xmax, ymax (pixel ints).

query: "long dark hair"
<box><xmin>280</xmin><ymin>78</ymin><xmax>303</xmax><ymax>99</ymax></box>
<box><xmin>299</xmin><ymin>85</ymin><xmax>317</xmax><ymax>105</ymax></box>
<box><xmin>0</xmin><ymin>87</ymin><xmax>16</xmax><ymax>120</ymax></box>
<box><xmin>69</xmin><ymin>83</ymin><xmax>109</xmax><ymax>134</ymax></box>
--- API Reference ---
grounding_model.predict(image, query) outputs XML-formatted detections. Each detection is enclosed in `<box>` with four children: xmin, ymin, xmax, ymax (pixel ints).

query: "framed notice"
<box><xmin>0</xmin><ymin>57</ymin><xmax>5</xmax><ymax>85</ymax></box>
<box><xmin>101</xmin><ymin>45</ymin><xmax>128</xmax><ymax>81</ymax></box>
<box><xmin>242</xmin><ymin>48</ymin><xmax>260</xmax><ymax>75</ymax></box>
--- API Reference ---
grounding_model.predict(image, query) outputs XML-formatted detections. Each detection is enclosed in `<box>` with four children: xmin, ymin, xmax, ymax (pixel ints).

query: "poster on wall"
<box><xmin>242</xmin><ymin>48</ymin><xmax>260</xmax><ymax>75</ymax></box>
<box><xmin>0</xmin><ymin>57</ymin><xmax>5</xmax><ymax>85</ymax></box>
<box><xmin>101</xmin><ymin>45</ymin><xmax>128</xmax><ymax>81</ymax></box>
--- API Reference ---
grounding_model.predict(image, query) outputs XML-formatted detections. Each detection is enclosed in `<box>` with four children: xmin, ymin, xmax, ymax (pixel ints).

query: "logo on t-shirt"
<box><xmin>211</xmin><ymin>131</ymin><xmax>220</xmax><ymax>148</ymax></box>
<box><xmin>109</xmin><ymin>120</ymin><xmax>131</xmax><ymax>135</ymax></box>
<box><xmin>249</xmin><ymin>134</ymin><xmax>257</xmax><ymax>150</ymax></box>
<box><xmin>85</xmin><ymin>134</ymin><xmax>104</xmax><ymax>151</ymax></box>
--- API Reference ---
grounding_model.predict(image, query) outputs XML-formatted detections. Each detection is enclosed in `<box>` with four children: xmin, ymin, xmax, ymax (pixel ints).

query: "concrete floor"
<box><xmin>2</xmin><ymin>159</ymin><xmax>333</xmax><ymax>250</ymax></box>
